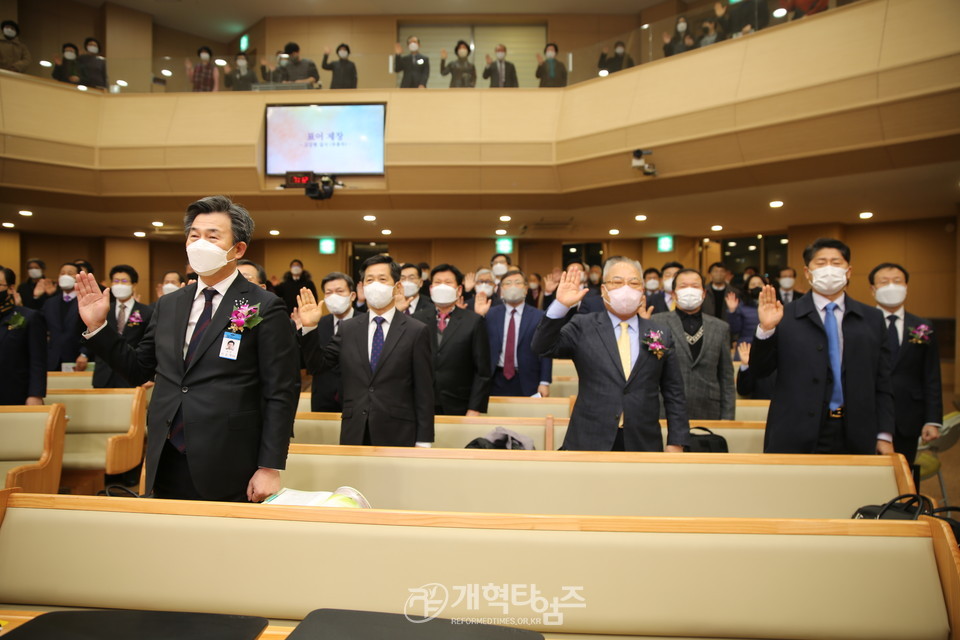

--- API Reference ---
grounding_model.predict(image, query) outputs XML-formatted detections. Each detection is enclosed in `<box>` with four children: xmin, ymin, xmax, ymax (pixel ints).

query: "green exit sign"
<box><xmin>495</xmin><ymin>238</ymin><xmax>513</xmax><ymax>254</ymax></box>
<box><xmin>239</xmin><ymin>34</ymin><xmax>249</xmax><ymax>52</ymax></box>
<box><xmin>657</xmin><ymin>236</ymin><xmax>674</xmax><ymax>252</ymax></box>
<box><xmin>318</xmin><ymin>238</ymin><xmax>336</xmax><ymax>255</ymax></box>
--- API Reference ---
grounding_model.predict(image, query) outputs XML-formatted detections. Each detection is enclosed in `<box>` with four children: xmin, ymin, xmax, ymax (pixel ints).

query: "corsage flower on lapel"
<box><xmin>229</xmin><ymin>300</ymin><xmax>263</xmax><ymax>333</ymax></box>
<box><xmin>642</xmin><ymin>329</ymin><xmax>668</xmax><ymax>360</ymax></box>
<box><xmin>5</xmin><ymin>311</ymin><xmax>26</xmax><ymax>331</ymax></box>
<box><xmin>907</xmin><ymin>324</ymin><xmax>932</xmax><ymax>345</ymax></box>
<box><xmin>126</xmin><ymin>310</ymin><xmax>143</xmax><ymax>326</ymax></box>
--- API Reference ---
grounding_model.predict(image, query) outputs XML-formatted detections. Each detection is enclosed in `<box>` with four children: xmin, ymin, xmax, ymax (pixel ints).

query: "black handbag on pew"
<box><xmin>684</xmin><ymin>426</ymin><xmax>729</xmax><ymax>453</ymax></box>
<box><xmin>852</xmin><ymin>494</ymin><xmax>933</xmax><ymax>520</ymax></box>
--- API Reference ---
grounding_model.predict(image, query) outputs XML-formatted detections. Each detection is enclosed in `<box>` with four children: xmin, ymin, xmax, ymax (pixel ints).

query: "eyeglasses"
<box><xmin>604</xmin><ymin>278</ymin><xmax>643</xmax><ymax>289</ymax></box>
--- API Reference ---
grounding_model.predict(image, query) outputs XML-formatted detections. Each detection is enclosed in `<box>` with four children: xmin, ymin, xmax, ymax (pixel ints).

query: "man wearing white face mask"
<box><xmin>393</xmin><ymin>35</ymin><xmax>429</xmax><ymax>88</ymax></box>
<box><xmin>78</xmin><ymin>37</ymin><xmax>107</xmax><ymax>89</ymax></box>
<box><xmin>306</xmin><ymin>272</ymin><xmax>358</xmax><ymax>413</ymax></box>
<box><xmin>777</xmin><ymin>267</ymin><xmax>804</xmax><ymax>305</ymax></box>
<box><xmin>223</xmin><ymin>52</ymin><xmax>258</xmax><ymax>91</ymax></box>
<box><xmin>92</xmin><ymin>265</ymin><xmax>152</xmax><ymax>389</ymax></box>
<box><xmin>396</xmin><ymin>263</ymin><xmax>435</xmax><ymax>320</ymax></box>
<box><xmin>77</xmin><ymin>195</ymin><xmax>301</xmax><ymax>502</ymax></box>
<box><xmin>647</xmin><ymin>261</ymin><xmax>683</xmax><ymax>314</ymax></box>
<box><xmin>0</xmin><ymin>20</ymin><xmax>30</xmax><ymax>73</ymax></box>
<box><xmin>533</xmin><ymin>256</ymin><xmax>689</xmax><ymax>452</ymax></box>
<box><xmin>598</xmin><ymin>40</ymin><xmax>634</xmax><ymax>74</ymax></box>
<box><xmin>41</xmin><ymin>262</ymin><xmax>89</xmax><ymax>372</ymax></box>
<box><xmin>482</xmin><ymin>44</ymin><xmax>518</xmax><ymax>88</ymax></box>
<box><xmin>652</xmin><ymin>269</ymin><xmax>735</xmax><ymax>420</ymax></box>
<box><xmin>868</xmin><ymin>262</ymin><xmax>942</xmax><ymax>469</ymax></box>
<box><xmin>186</xmin><ymin>46</ymin><xmax>219</xmax><ymax>92</ymax></box>
<box><xmin>466</xmin><ymin>268</ymin><xmax>502</xmax><ymax>315</ymax></box>
<box><xmin>299</xmin><ymin>255</ymin><xmax>434</xmax><ymax>446</ymax></box>
<box><xmin>751</xmin><ymin>238</ymin><xmax>895</xmax><ymax>455</ymax></box>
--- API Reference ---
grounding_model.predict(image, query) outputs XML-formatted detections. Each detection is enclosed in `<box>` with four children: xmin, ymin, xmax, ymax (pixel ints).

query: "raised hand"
<box><xmin>355</xmin><ymin>281</ymin><xmax>365</xmax><ymax>303</ymax></box>
<box><xmin>463</xmin><ymin>271</ymin><xmax>476</xmax><ymax>293</ymax></box>
<box><xmin>324</xmin><ymin>47</ymin><xmax>331</xmax><ymax>55</ymax></box>
<box><xmin>224</xmin><ymin>63</ymin><xmax>233</xmax><ymax>74</ymax></box>
<box><xmin>440</xmin><ymin>48</ymin><xmax>448</xmax><ymax>60</ymax></box>
<box><xmin>394</xmin><ymin>291</ymin><xmax>411</xmax><ymax>312</ymax></box>
<box><xmin>290</xmin><ymin>307</ymin><xmax>303</xmax><ymax>331</ymax></box>
<box><xmin>54</xmin><ymin>55</ymin><xmax>62</xmax><ymax>66</ymax></box>
<box><xmin>485</xmin><ymin>54</ymin><xmax>492</xmax><ymax>65</ymax></box>
<box><xmin>638</xmin><ymin>296</ymin><xmax>653</xmax><ymax>319</ymax></box>
<box><xmin>75</xmin><ymin>272</ymin><xmax>110</xmax><ymax>331</ymax></box>
<box><xmin>394</xmin><ymin>43</ymin><xmax>403</xmax><ymax>55</ymax></box>
<box><xmin>725</xmin><ymin>290</ymin><xmax>739</xmax><ymax>312</ymax></box>
<box><xmin>601</xmin><ymin>46</ymin><xmax>609</xmax><ymax>54</ymax></box>
<box><xmin>536</xmin><ymin>53</ymin><xmax>544</xmax><ymax>65</ymax></box>
<box><xmin>543</xmin><ymin>272</ymin><xmax>559</xmax><ymax>295</ymax></box>
<box><xmin>757</xmin><ymin>284</ymin><xmax>783</xmax><ymax>332</ymax></box>
<box><xmin>296</xmin><ymin>287</ymin><xmax>323</xmax><ymax>328</ymax></box>
<box><xmin>455</xmin><ymin>295</ymin><xmax>467</xmax><ymax>310</ymax></box>
<box><xmin>555</xmin><ymin>269</ymin><xmax>589</xmax><ymax>308</ymax></box>
<box><xmin>34</xmin><ymin>278</ymin><xmax>55</xmax><ymax>298</ymax></box>
<box><xmin>737</xmin><ymin>341</ymin><xmax>751</xmax><ymax>366</ymax></box>
<box><xmin>662</xmin><ymin>32</ymin><xmax>672</xmax><ymax>44</ymax></box>
<box><xmin>473</xmin><ymin>291</ymin><xmax>491</xmax><ymax>317</ymax></box>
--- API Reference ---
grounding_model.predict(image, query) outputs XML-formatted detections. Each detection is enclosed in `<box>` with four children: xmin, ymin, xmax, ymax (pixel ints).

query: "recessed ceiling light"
<box><xmin>499</xmin><ymin>215</ymin><xmax>511</xmax><ymax>222</ymax></box>
<box><xmin>772</xmin><ymin>7</ymin><xmax>787</xmax><ymax>18</ymax></box>
<box><xmin>161</xmin><ymin>69</ymin><xmax>173</xmax><ymax>77</ymax></box>
<box><xmin>859</xmin><ymin>211</ymin><xmax>874</xmax><ymax>219</ymax></box>
<box><xmin>40</xmin><ymin>60</ymin><xmax>53</xmax><ymax>68</ymax></box>
<box><xmin>369</xmin><ymin>242</ymin><xmax>376</xmax><ymax>246</ymax></box>
<box><xmin>727</xmin><ymin>241</ymin><xmax>736</xmax><ymax>247</ymax></box>
<box><xmin>635</xmin><ymin>214</ymin><xmax>647</xmax><ymax>221</ymax></box>
<box><xmin>214</xmin><ymin>58</ymin><xmax>227</xmax><ymax>67</ymax></box>
<box><xmin>363</xmin><ymin>214</ymin><xmax>376</xmax><ymax>222</ymax></box>
<box><xmin>2</xmin><ymin>222</ymin><xmax>14</xmax><ymax>228</ymax></box>
<box><xmin>711</xmin><ymin>225</ymin><xmax>723</xmax><ymax>231</ymax></box>
<box><xmin>133</xmin><ymin>231</ymin><xmax>145</xmax><ymax>237</ymax></box>
<box><xmin>151</xmin><ymin>221</ymin><xmax>163</xmax><ymax>227</ymax></box>
<box><xmin>568</xmin><ymin>247</ymin><xmax>577</xmax><ymax>253</ymax></box>
<box><xmin>780</xmin><ymin>238</ymin><xmax>789</xmax><ymax>245</ymax></box>
<box><xmin>19</xmin><ymin>210</ymin><xmax>32</xmax><ymax>217</ymax></box>
<box><xmin>116</xmin><ymin>80</ymin><xmax>128</xmax><ymax>87</ymax></box>
<box><xmin>748</xmin><ymin>245</ymin><xmax>757</xmax><ymax>251</ymax></box>
<box><xmin>703</xmin><ymin>237</ymin><xmax>710</xmax><ymax>243</ymax></box>
<box><xmin>598</xmin><ymin>70</ymin><xmax>609</xmax><ymax>77</ymax></box>
<box><xmin>495</xmin><ymin>229</ymin><xmax>507</xmax><ymax>236</ymax></box>
<box><xmin>608</xmin><ymin>229</ymin><xmax>620</xmax><ymax>235</ymax></box>
<box><xmin>269</xmin><ymin>229</ymin><xmax>280</xmax><ymax>236</ymax></box>
<box><xmin>641</xmin><ymin>23</ymin><xmax>649</xmax><ymax>29</ymax></box>
<box><xmin>724</xmin><ymin>251</ymin><xmax>731</xmax><ymax>256</ymax></box>
<box><xmin>757</xmin><ymin>234</ymin><xmax>763</xmax><ymax>239</ymax></box>
<box><xmin>381</xmin><ymin>229</ymin><xmax>392</xmax><ymax>235</ymax></box>
<box><xmin>769</xmin><ymin>200</ymin><xmax>784</xmax><ymax>208</ymax></box>
<box><xmin>77</xmin><ymin>85</ymin><xmax>88</xmax><ymax>91</ymax></box>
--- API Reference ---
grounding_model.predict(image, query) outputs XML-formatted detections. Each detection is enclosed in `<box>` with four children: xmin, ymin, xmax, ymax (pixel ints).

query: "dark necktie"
<box><xmin>887</xmin><ymin>314</ymin><xmax>900</xmax><ymax>360</ymax></box>
<box><xmin>116</xmin><ymin>303</ymin><xmax>127</xmax><ymax>334</ymax></box>
<box><xmin>824</xmin><ymin>302</ymin><xmax>844</xmax><ymax>410</ymax></box>
<box><xmin>169</xmin><ymin>288</ymin><xmax>218</xmax><ymax>453</ymax></box>
<box><xmin>334</xmin><ymin>319</ymin><xmax>340</xmax><ymax>335</ymax></box>
<box><xmin>370</xmin><ymin>316</ymin><xmax>385</xmax><ymax>371</ymax></box>
<box><xmin>503</xmin><ymin>309</ymin><xmax>517</xmax><ymax>380</ymax></box>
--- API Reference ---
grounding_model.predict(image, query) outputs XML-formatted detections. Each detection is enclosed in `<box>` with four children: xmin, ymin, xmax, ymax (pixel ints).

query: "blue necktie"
<box><xmin>824</xmin><ymin>302</ymin><xmax>844</xmax><ymax>410</ymax></box>
<box><xmin>370</xmin><ymin>316</ymin><xmax>385</xmax><ymax>372</ymax></box>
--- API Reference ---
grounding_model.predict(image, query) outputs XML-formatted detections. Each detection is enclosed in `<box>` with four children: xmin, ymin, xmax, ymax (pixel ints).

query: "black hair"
<box><xmin>491</xmin><ymin>253</ymin><xmax>512</xmax><ymax>265</ymax></box>
<box><xmin>74</xmin><ymin>260</ymin><xmax>94</xmax><ymax>274</ymax></box>
<box><xmin>455</xmin><ymin>40</ymin><xmax>470</xmax><ymax>53</ymax></box>
<box><xmin>60</xmin><ymin>261</ymin><xmax>79</xmax><ymax>271</ymax></box>
<box><xmin>289</xmin><ymin>259</ymin><xmax>303</xmax><ymax>267</ymax></box>
<box><xmin>802</xmin><ymin>238</ymin><xmax>851</xmax><ymax>265</ymax></box>
<box><xmin>1</xmin><ymin>267</ymin><xmax>15</xmax><ymax>286</ymax></box>
<box><xmin>430</xmin><ymin>263</ymin><xmax>464</xmax><ymax>287</ymax></box>
<box><xmin>184</xmin><ymin>195</ymin><xmax>254</xmax><ymax>246</ymax></box>
<box><xmin>321</xmin><ymin>271</ymin><xmax>355</xmax><ymax>292</ymax></box>
<box><xmin>284</xmin><ymin>42</ymin><xmax>300</xmax><ymax>55</ymax></box>
<box><xmin>162</xmin><ymin>270</ymin><xmax>185</xmax><ymax>284</ymax></box>
<box><xmin>417</xmin><ymin>262</ymin><xmax>430</xmax><ymax>271</ymax></box>
<box><xmin>237</xmin><ymin>259</ymin><xmax>267</xmax><ymax>284</ymax></box>
<box><xmin>661</xmin><ymin>261</ymin><xmax>684</xmax><ymax>272</ymax></box>
<box><xmin>197</xmin><ymin>46</ymin><xmax>213</xmax><ymax>57</ymax></box>
<box><xmin>399</xmin><ymin>263</ymin><xmax>420</xmax><ymax>274</ymax></box>
<box><xmin>407</xmin><ymin>35</ymin><xmax>419</xmax><ymax>44</ymax></box>
<box><xmin>643</xmin><ymin>267</ymin><xmax>661</xmax><ymax>278</ymax></box>
<box><xmin>1</xmin><ymin>20</ymin><xmax>19</xmax><ymax>35</ymax></box>
<box><xmin>235</xmin><ymin>52</ymin><xmax>247</xmax><ymax>60</ymax></box>
<box><xmin>84</xmin><ymin>37</ymin><xmax>100</xmax><ymax>49</ymax></box>
<box><xmin>614</xmin><ymin>40</ymin><xmax>626</xmax><ymax>48</ymax></box>
<box><xmin>502</xmin><ymin>268</ymin><xmax>526</xmax><ymax>281</ymax></box>
<box><xmin>26</xmin><ymin>258</ymin><xmax>45</xmax><ymax>270</ymax></box>
<box><xmin>544</xmin><ymin>43</ymin><xmax>559</xmax><ymax>54</ymax></box>
<box><xmin>674</xmin><ymin>268</ymin><xmax>704</xmax><ymax>288</ymax></box>
<box><xmin>337</xmin><ymin>43</ymin><xmax>350</xmax><ymax>54</ymax></box>
<box><xmin>62</xmin><ymin>42</ymin><xmax>78</xmax><ymax>53</ymax></box>
<box><xmin>779</xmin><ymin>266</ymin><xmax>797</xmax><ymax>278</ymax></box>
<box><xmin>361</xmin><ymin>254</ymin><xmax>400</xmax><ymax>283</ymax></box>
<box><xmin>707</xmin><ymin>262</ymin><xmax>726</xmax><ymax>272</ymax></box>
<box><xmin>109</xmin><ymin>264</ymin><xmax>139</xmax><ymax>283</ymax></box>
<box><xmin>868</xmin><ymin>262</ymin><xmax>910</xmax><ymax>285</ymax></box>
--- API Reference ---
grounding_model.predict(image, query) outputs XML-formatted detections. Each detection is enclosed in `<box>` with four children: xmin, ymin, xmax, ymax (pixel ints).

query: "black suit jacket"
<box><xmin>321</xmin><ymin>54</ymin><xmax>358</xmax><ymax>89</ymax></box>
<box><xmin>304</xmin><ymin>310</ymin><xmax>434</xmax><ymax>446</ymax></box>
<box><xmin>41</xmin><ymin>293</ymin><xmax>86</xmax><ymax>371</ymax></box>
<box><xmin>889</xmin><ymin>311</ymin><xmax>943</xmax><ymax>461</ymax></box>
<box><xmin>307</xmin><ymin>313</ymin><xmax>343</xmax><ymax>412</ymax></box>
<box><xmin>0</xmin><ymin>306</ymin><xmax>47</xmax><ymax>405</ymax></box>
<box><xmin>751</xmin><ymin>294</ymin><xmax>895</xmax><ymax>454</ymax></box>
<box><xmin>647</xmin><ymin>291</ymin><xmax>670</xmax><ymax>314</ymax></box>
<box><xmin>486</xmin><ymin>303</ymin><xmax>552</xmax><ymax>396</ymax></box>
<box><xmin>533</xmin><ymin>310</ymin><xmax>690</xmax><ymax>452</ymax></box>
<box><xmin>409</xmin><ymin>296</ymin><xmax>436</xmax><ymax>325</ymax></box>
<box><xmin>85</xmin><ymin>273</ymin><xmax>301</xmax><ymax>499</ymax></box>
<box><xmin>92</xmin><ymin>299</ymin><xmax>153</xmax><ymax>388</ymax></box>
<box><xmin>482</xmin><ymin>60</ymin><xmax>518</xmax><ymax>87</ymax></box>
<box><xmin>395</xmin><ymin>53</ymin><xmax>430</xmax><ymax>88</ymax></box>
<box><xmin>427</xmin><ymin>307</ymin><xmax>492</xmax><ymax>415</ymax></box>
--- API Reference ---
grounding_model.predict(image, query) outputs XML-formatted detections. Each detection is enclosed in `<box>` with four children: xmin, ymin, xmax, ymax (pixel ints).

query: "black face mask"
<box><xmin>749</xmin><ymin>287</ymin><xmax>763</xmax><ymax>299</ymax></box>
<box><xmin>0</xmin><ymin>290</ymin><xmax>11</xmax><ymax>312</ymax></box>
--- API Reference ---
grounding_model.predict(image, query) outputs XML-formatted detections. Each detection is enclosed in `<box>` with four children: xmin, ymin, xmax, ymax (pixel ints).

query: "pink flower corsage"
<box><xmin>642</xmin><ymin>329</ymin><xmax>668</xmax><ymax>360</ymax></box>
<box><xmin>126</xmin><ymin>310</ymin><xmax>143</xmax><ymax>326</ymax></box>
<box><xmin>908</xmin><ymin>324</ymin><xmax>932</xmax><ymax>345</ymax></box>
<box><xmin>229</xmin><ymin>300</ymin><xmax>263</xmax><ymax>333</ymax></box>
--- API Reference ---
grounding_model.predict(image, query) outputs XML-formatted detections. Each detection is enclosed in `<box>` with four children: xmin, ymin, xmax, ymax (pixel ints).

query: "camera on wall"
<box><xmin>632</xmin><ymin>149</ymin><xmax>656</xmax><ymax>176</ymax></box>
<box><xmin>283</xmin><ymin>172</ymin><xmax>342</xmax><ymax>200</ymax></box>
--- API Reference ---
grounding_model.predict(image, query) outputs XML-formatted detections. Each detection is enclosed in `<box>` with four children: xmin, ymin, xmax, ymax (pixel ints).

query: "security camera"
<box><xmin>632</xmin><ymin>149</ymin><xmax>656</xmax><ymax>175</ymax></box>
<box><xmin>306</xmin><ymin>174</ymin><xmax>342</xmax><ymax>201</ymax></box>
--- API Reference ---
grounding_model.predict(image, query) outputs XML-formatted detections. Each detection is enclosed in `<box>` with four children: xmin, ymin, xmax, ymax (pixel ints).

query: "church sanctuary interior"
<box><xmin>1</xmin><ymin>0</ymin><xmax>959</xmax><ymax>636</ymax></box>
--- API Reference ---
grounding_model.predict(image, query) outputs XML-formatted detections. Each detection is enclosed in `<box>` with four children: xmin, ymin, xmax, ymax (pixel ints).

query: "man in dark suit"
<box><xmin>533</xmin><ymin>257</ymin><xmax>690</xmax><ymax>452</ymax></box>
<box><xmin>482</xmin><ymin>44</ymin><xmax>518</xmax><ymax>88</ymax></box>
<box><xmin>77</xmin><ymin>196</ymin><xmax>301</xmax><ymax>502</ymax></box>
<box><xmin>652</xmin><ymin>269</ymin><xmax>735</xmax><ymax>420</ymax></box>
<box><xmin>777</xmin><ymin>266</ymin><xmax>804</xmax><ymax>305</ymax></box>
<box><xmin>299</xmin><ymin>255</ymin><xmax>434</xmax><ymax>446</ymax></box>
<box><xmin>543</xmin><ymin>263</ymin><xmax>605</xmax><ymax>317</ymax></box>
<box><xmin>423</xmin><ymin>264</ymin><xmax>492</xmax><ymax>416</ymax></box>
<box><xmin>92</xmin><ymin>264</ymin><xmax>153</xmax><ymax>388</ymax></box>
<box><xmin>701</xmin><ymin>262</ymin><xmax>734</xmax><ymax>320</ymax></box>
<box><xmin>305</xmin><ymin>272</ymin><xmax>357</xmax><ymax>413</ymax></box>
<box><xmin>646</xmin><ymin>261</ymin><xmax>683</xmax><ymax>314</ymax></box>
<box><xmin>750</xmin><ymin>238</ymin><xmax>895</xmax><ymax>455</ymax></box>
<box><xmin>41</xmin><ymin>262</ymin><xmax>88</xmax><ymax>372</ymax></box>
<box><xmin>394</xmin><ymin>35</ymin><xmax>430</xmax><ymax>88</ymax></box>
<box><xmin>397</xmin><ymin>263</ymin><xmax>435</xmax><ymax>320</ymax></box>
<box><xmin>868</xmin><ymin>262</ymin><xmax>942</xmax><ymax>466</ymax></box>
<box><xmin>0</xmin><ymin>267</ymin><xmax>46</xmax><ymax>406</ymax></box>
<box><xmin>486</xmin><ymin>269</ymin><xmax>552</xmax><ymax>397</ymax></box>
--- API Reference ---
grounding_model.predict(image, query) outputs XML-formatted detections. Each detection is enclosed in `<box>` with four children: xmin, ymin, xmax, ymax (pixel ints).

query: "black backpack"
<box><xmin>684</xmin><ymin>426</ymin><xmax>729</xmax><ymax>453</ymax></box>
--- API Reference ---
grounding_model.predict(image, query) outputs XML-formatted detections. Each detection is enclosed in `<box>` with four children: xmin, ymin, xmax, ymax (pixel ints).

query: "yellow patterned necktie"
<box><xmin>618</xmin><ymin>322</ymin><xmax>631</xmax><ymax>378</ymax></box>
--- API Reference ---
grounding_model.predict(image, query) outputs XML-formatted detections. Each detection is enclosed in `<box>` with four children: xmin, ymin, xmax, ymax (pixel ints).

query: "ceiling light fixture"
<box><xmin>151</xmin><ymin>221</ymin><xmax>163</xmax><ymax>227</ymax></box>
<box><xmin>363</xmin><ymin>215</ymin><xmax>376</xmax><ymax>221</ymax></box>
<box><xmin>608</xmin><ymin>229</ymin><xmax>620</xmax><ymax>235</ymax></box>
<box><xmin>769</xmin><ymin>200</ymin><xmax>784</xmax><ymax>208</ymax></box>
<box><xmin>133</xmin><ymin>231</ymin><xmax>145</xmax><ymax>237</ymax></box>
<box><xmin>499</xmin><ymin>215</ymin><xmax>511</xmax><ymax>222</ymax></box>
<box><xmin>381</xmin><ymin>229</ymin><xmax>392</xmax><ymax>235</ymax></box>
<box><xmin>635</xmin><ymin>214</ymin><xmax>647</xmax><ymax>221</ymax></box>
<box><xmin>19</xmin><ymin>210</ymin><xmax>32</xmax><ymax>217</ymax></box>
<box><xmin>2</xmin><ymin>222</ymin><xmax>14</xmax><ymax>228</ymax></box>
<box><xmin>711</xmin><ymin>225</ymin><xmax>723</xmax><ymax>231</ymax></box>
<box><xmin>859</xmin><ymin>211</ymin><xmax>874</xmax><ymax>219</ymax></box>
<box><xmin>269</xmin><ymin>229</ymin><xmax>280</xmax><ymax>236</ymax></box>
<box><xmin>495</xmin><ymin>229</ymin><xmax>507</xmax><ymax>236</ymax></box>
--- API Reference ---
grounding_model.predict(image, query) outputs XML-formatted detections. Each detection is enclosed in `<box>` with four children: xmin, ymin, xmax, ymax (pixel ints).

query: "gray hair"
<box><xmin>183</xmin><ymin>195</ymin><xmax>255</xmax><ymax>245</ymax></box>
<box><xmin>475</xmin><ymin>268</ymin><xmax>493</xmax><ymax>278</ymax></box>
<box><xmin>602</xmin><ymin>256</ymin><xmax>643</xmax><ymax>281</ymax></box>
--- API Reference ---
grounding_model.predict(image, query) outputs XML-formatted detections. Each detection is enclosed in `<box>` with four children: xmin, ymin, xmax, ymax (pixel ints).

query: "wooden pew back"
<box><xmin>485</xmin><ymin>396</ymin><xmax>572</xmax><ymax>419</ymax></box>
<box><xmin>552</xmin><ymin>419</ymin><xmax>767</xmax><ymax>453</ymax></box>
<box><xmin>0</xmin><ymin>406</ymin><xmax>66</xmax><ymax>494</ymax></box>
<box><xmin>45</xmin><ymin>372</ymin><xmax>93</xmax><ymax>390</ymax></box>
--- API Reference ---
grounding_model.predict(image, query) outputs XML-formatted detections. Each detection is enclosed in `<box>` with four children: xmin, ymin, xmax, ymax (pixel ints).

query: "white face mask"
<box><xmin>64</xmin><ymin>51</ymin><xmax>77</xmax><ymax>61</ymax></box>
<box><xmin>779</xmin><ymin>277</ymin><xmax>795</xmax><ymax>290</ymax></box>
<box><xmin>457</xmin><ymin>48</ymin><xmax>468</xmax><ymax>58</ymax></box>
<box><xmin>676</xmin><ymin>288</ymin><xmax>705</xmax><ymax>312</ymax></box>
<box><xmin>59</xmin><ymin>274</ymin><xmax>76</xmax><ymax>290</ymax></box>
<box><xmin>430</xmin><ymin>283</ymin><xmax>458</xmax><ymax>306</ymax></box>
<box><xmin>161</xmin><ymin>282</ymin><xmax>180</xmax><ymax>296</ymax></box>
<box><xmin>290</xmin><ymin>265</ymin><xmax>303</xmax><ymax>276</ymax></box>
<box><xmin>87</xmin><ymin>44</ymin><xmax>99</xmax><ymax>54</ymax></box>
<box><xmin>186</xmin><ymin>238</ymin><xmax>234</xmax><ymax>277</ymax></box>
<box><xmin>278</xmin><ymin>58</ymin><xmax>289</xmax><ymax>67</ymax></box>
<box><xmin>677</xmin><ymin>22</ymin><xmax>687</xmax><ymax>33</ymax></box>
<box><xmin>408</xmin><ymin>42</ymin><xmax>419</xmax><ymax>53</ymax></box>
<box><xmin>528</xmin><ymin>281</ymin><xmax>539</xmax><ymax>290</ymax></box>
<box><xmin>421</xmin><ymin>271</ymin><xmax>430</xmax><ymax>281</ymax></box>
<box><xmin>545</xmin><ymin>50</ymin><xmax>556</xmax><ymax>59</ymax></box>
<box><xmin>645</xmin><ymin>279</ymin><xmax>660</xmax><ymax>291</ymax></box>
<box><xmin>496</xmin><ymin>51</ymin><xmax>505</xmax><ymax>61</ymax></box>
<box><xmin>338</xmin><ymin>49</ymin><xmax>348</xmax><ymax>59</ymax></box>
<box><xmin>2</xmin><ymin>28</ymin><xmax>16</xmax><ymax>39</ymax></box>
<box><xmin>491</xmin><ymin>263</ymin><xmax>508</xmax><ymax>277</ymax></box>
<box><xmin>501</xmin><ymin>286</ymin><xmax>526</xmax><ymax>304</ymax></box>
<box><xmin>401</xmin><ymin>281</ymin><xmax>419</xmax><ymax>297</ymax></box>
<box><xmin>237</xmin><ymin>59</ymin><xmax>247</xmax><ymax>68</ymax></box>
<box><xmin>199</xmin><ymin>52</ymin><xmax>210</xmax><ymax>62</ymax></box>
<box><xmin>589</xmin><ymin>273</ymin><xmax>600</xmax><ymax>284</ymax></box>
<box><xmin>323</xmin><ymin>293</ymin><xmax>352</xmax><ymax>315</ymax></box>
<box><xmin>605</xmin><ymin>286</ymin><xmax>643</xmax><ymax>316</ymax></box>
<box><xmin>364</xmin><ymin>281</ymin><xmax>395</xmax><ymax>310</ymax></box>
<box><xmin>28</xmin><ymin>268</ymin><xmax>43</xmax><ymax>279</ymax></box>
<box><xmin>874</xmin><ymin>283</ymin><xmax>907</xmax><ymax>307</ymax></box>
<box><xmin>663</xmin><ymin>276</ymin><xmax>675</xmax><ymax>292</ymax></box>
<box><xmin>808</xmin><ymin>265</ymin><xmax>848</xmax><ymax>296</ymax></box>
<box><xmin>476</xmin><ymin>283</ymin><xmax>495</xmax><ymax>297</ymax></box>
<box><xmin>615</xmin><ymin>47</ymin><xmax>625</xmax><ymax>55</ymax></box>
<box><xmin>111</xmin><ymin>284</ymin><xmax>133</xmax><ymax>300</ymax></box>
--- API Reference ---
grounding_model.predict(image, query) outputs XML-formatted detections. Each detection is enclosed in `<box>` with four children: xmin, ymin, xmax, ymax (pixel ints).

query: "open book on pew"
<box><xmin>263</xmin><ymin>486</ymin><xmax>371</xmax><ymax>509</ymax></box>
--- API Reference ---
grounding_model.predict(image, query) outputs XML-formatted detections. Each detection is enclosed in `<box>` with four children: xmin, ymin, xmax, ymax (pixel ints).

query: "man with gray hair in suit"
<box><xmin>532</xmin><ymin>256</ymin><xmax>689</xmax><ymax>452</ymax></box>
<box><xmin>652</xmin><ymin>268</ymin><xmax>735</xmax><ymax>420</ymax></box>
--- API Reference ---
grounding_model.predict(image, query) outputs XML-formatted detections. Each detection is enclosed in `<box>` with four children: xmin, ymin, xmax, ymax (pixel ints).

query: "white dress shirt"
<box><xmin>779</xmin><ymin>289</ymin><xmax>795</xmax><ymax>305</ymax></box>
<box><xmin>183</xmin><ymin>270</ymin><xmax>240</xmax><ymax>359</ymax></box>
<box><xmin>407</xmin><ymin>296</ymin><xmax>420</xmax><ymax>315</ymax></box>
<box><xmin>498</xmin><ymin>303</ymin><xmax>525</xmax><ymax>368</ymax></box>
<box><xmin>366</xmin><ymin>306</ymin><xmax>396</xmax><ymax>360</ymax></box>
<box><xmin>333</xmin><ymin>307</ymin><xmax>355</xmax><ymax>335</ymax></box>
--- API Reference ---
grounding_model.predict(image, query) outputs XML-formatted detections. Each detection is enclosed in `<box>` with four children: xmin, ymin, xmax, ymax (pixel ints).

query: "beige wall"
<box><xmin>17</xmin><ymin>0</ymin><xmax>100</xmax><ymax>79</ymax></box>
<box><xmin>1</xmin><ymin>230</ymin><xmax>21</xmax><ymax>279</ymax></box>
<box><xmin>103</xmin><ymin>237</ymin><xmax>150</xmax><ymax>299</ymax></box>
<box><xmin>261</xmin><ymin>238</ymin><xmax>348</xmax><ymax>287</ymax></box>
<box><xmin>103</xmin><ymin>2</ymin><xmax>152</xmax><ymax>93</ymax></box>
<box><xmin>19</xmin><ymin>234</ymin><xmax>104</xmax><ymax>282</ymax></box>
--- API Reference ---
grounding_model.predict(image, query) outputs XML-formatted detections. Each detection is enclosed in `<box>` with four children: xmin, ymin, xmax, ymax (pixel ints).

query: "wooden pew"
<box><xmin>548</xmin><ymin>376</ymin><xmax>578</xmax><ymax>399</ymax></box>
<box><xmin>552</xmin><ymin>359</ymin><xmax>576</xmax><ymax>377</ymax></box>
<box><xmin>281</xmin><ymin>445</ymin><xmax>915</xmax><ymax>519</ymax></box>
<box><xmin>44</xmin><ymin>389</ymin><xmax>147</xmax><ymax>495</ymax></box>
<box><xmin>0</xmin><ymin>405</ymin><xmax>67</xmax><ymax>494</ymax></box>
<box><xmin>735</xmin><ymin>399</ymin><xmax>770</xmax><ymax>421</ymax></box>
<box><xmin>46</xmin><ymin>371</ymin><xmax>93</xmax><ymax>390</ymax></box>
<box><xmin>485</xmin><ymin>396</ymin><xmax>572</xmax><ymax>419</ymax></box>
<box><xmin>552</xmin><ymin>419</ymin><xmax>766</xmax><ymax>453</ymax></box>
<box><xmin>0</xmin><ymin>490</ymin><xmax>956</xmax><ymax>639</ymax></box>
